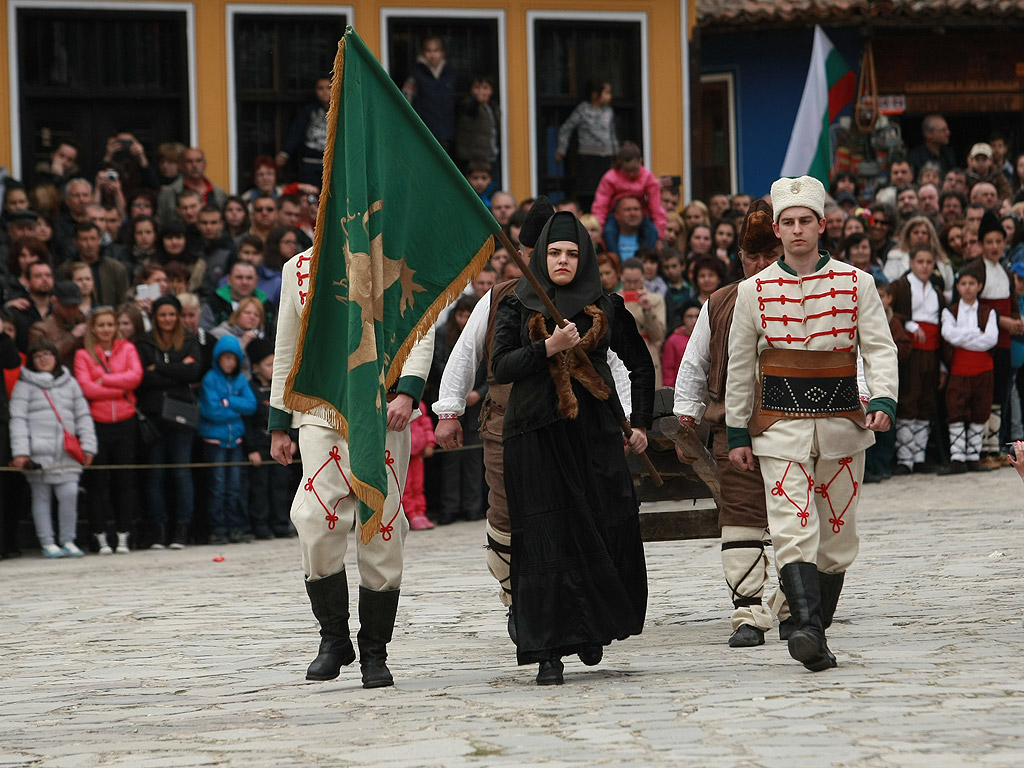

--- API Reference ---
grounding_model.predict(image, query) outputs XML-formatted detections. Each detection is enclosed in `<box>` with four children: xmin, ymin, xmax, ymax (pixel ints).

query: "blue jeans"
<box><xmin>203</xmin><ymin>443</ymin><xmax>248</xmax><ymax>535</ymax></box>
<box><xmin>145</xmin><ymin>426</ymin><xmax>194</xmax><ymax>525</ymax></box>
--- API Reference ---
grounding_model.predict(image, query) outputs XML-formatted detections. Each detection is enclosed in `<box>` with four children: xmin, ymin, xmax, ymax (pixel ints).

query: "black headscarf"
<box><xmin>515</xmin><ymin>211</ymin><xmax>602</xmax><ymax>320</ymax></box>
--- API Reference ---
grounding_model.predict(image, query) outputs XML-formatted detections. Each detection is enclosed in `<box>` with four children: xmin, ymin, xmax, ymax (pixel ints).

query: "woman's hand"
<box><xmin>10</xmin><ymin>456</ymin><xmax>31</xmax><ymax>468</ymax></box>
<box><xmin>626</xmin><ymin>427</ymin><xmax>647</xmax><ymax>454</ymax></box>
<box><xmin>545</xmin><ymin>322</ymin><xmax>580</xmax><ymax>356</ymax></box>
<box><xmin>81</xmin><ymin>454</ymin><xmax>94</xmax><ymax>467</ymax></box>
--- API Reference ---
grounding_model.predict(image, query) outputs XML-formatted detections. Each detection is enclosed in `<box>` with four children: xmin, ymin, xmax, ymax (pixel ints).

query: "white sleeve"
<box><xmin>672</xmin><ymin>301</ymin><xmax>711</xmax><ymax>421</ymax></box>
<box><xmin>432</xmin><ymin>291</ymin><xmax>491</xmax><ymax>416</ymax></box>
<box><xmin>270</xmin><ymin>252</ymin><xmax>303</xmax><ymax>415</ymax></box>
<box><xmin>607</xmin><ymin>348</ymin><xmax>632</xmax><ymax>417</ymax></box>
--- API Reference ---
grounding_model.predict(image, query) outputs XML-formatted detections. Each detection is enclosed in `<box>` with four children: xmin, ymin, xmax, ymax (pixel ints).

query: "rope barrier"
<box><xmin>0</xmin><ymin>442</ymin><xmax>484</xmax><ymax>473</ymax></box>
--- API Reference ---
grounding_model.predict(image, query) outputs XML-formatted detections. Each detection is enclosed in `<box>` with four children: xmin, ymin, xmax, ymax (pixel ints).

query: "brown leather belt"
<box><xmin>748</xmin><ymin>348</ymin><xmax>864</xmax><ymax>436</ymax></box>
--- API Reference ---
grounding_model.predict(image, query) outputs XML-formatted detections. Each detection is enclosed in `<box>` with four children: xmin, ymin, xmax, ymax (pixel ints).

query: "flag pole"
<box><xmin>494</xmin><ymin>230</ymin><xmax>664</xmax><ymax>487</ymax></box>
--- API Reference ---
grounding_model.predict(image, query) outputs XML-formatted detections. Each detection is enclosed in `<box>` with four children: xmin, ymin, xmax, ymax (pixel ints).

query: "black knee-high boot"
<box><xmin>357</xmin><ymin>586</ymin><xmax>400</xmax><ymax>689</ymax></box>
<box><xmin>780</xmin><ymin>562</ymin><xmax>833</xmax><ymax>672</ymax></box>
<box><xmin>304</xmin><ymin>570</ymin><xmax>356</xmax><ymax>680</ymax></box>
<box><xmin>818</xmin><ymin>570</ymin><xmax>845</xmax><ymax>630</ymax></box>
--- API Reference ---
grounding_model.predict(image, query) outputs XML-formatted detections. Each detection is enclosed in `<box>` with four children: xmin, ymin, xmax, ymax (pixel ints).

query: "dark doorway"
<box><xmin>16</xmin><ymin>8</ymin><xmax>189</xmax><ymax>187</ymax></box>
<box><xmin>232</xmin><ymin>12</ymin><xmax>348</xmax><ymax>192</ymax></box>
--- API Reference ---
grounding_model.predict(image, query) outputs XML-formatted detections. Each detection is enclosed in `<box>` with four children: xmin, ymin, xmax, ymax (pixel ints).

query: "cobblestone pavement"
<box><xmin>3</xmin><ymin>467</ymin><xmax>1024</xmax><ymax>768</ymax></box>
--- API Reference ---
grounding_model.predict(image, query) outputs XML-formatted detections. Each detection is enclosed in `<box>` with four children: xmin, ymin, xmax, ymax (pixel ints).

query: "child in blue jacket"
<box><xmin>199</xmin><ymin>335</ymin><xmax>257</xmax><ymax>544</ymax></box>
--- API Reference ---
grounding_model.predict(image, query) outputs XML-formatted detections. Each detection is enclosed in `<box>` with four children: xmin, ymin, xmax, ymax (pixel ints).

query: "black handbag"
<box><xmin>161</xmin><ymin>392</ymin><xmax>200</xmax><ymax>431</ymax></box>
<box><xmin>135</xmin><ymin>410</ymin><xmax>161</xmax><ymax>446</ymax></box>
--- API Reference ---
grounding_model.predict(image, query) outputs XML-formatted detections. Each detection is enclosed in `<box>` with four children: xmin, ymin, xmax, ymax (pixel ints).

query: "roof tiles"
<box><xmin>698</xmin><ymin>0</ymin><xmax>1024</xmax><ymax>29</ymax></box>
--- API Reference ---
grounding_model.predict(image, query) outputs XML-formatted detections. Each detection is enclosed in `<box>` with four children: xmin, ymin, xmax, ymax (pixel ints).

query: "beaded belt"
<box><xmin>748</xmin><ymin>348</ymin><xmax>865</xmax><ymax>435</ymax></box>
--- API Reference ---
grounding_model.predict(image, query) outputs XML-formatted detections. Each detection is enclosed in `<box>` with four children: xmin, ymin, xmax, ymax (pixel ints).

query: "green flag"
<box><xmin>285</xmin><ymin>27</ymin><xmax>500</xmax><ymax>543</ymax></box>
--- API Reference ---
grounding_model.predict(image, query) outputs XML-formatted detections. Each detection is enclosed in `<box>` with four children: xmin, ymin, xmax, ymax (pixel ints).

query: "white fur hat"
<box><xmin>769</xmin><ymin>176</ymin><xmax>826</xmax><ymax>222</ymax></box>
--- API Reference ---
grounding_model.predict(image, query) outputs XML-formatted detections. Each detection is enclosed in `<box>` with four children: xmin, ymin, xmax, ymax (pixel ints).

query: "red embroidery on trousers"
<box><xmin>304</xmin><ymin>445</ymin><xmax>353</xmax><ymax>530</ymax></box>
<box><xmin>814</xmin><ymin>457</ymin><xmax>858</xmax><ymax>533</ymax></box>
<box><xmin>771</xmin><ymin>462</ymin><xmax>814</xmax><ymax>526</ymax></box>
<box><xmin>380</xmin><ymin>449</ymin><xmax>404</xmax><ymax>541</ymax></box>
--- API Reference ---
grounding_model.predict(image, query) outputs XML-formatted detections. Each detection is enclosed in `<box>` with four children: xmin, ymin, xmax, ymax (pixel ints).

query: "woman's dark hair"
<box><xmin>129</xmin><ymin>215</ymin><xmax>157</xmax><ymax>251</ymax></box>
<box><xmin>840</xmin><ymin>232</ymin><xmax>871</xmax><ymax>261</ymax></box>
<box><xmin>116</xmin><ymin>303</ymin><xmax>146</xmax><ymax>341</ymax></box>
<box><xmin>692</xmin><ymin>256</ymin><xmax>726</xmax><ymax>289</ymax></box>
<box><xmin>222</xmin><ymin>195</ymin><xmax>251</xmax><ymax>236</ymax></box>
<box><xmin>264</xmin><ymin>226</ymin><xmax>297</xmax><ymax>271</ymax></box>
<box><xmin>26</xmin><ymin>337</ymin><xmax>62</xmax><ymax>375</ymax></box>
<box><xmin>7</xmin><ymin>236</ymin><xmax>51</xmax><ymax>277</ymax></box>
<box><xmin>829</xmin><ymin>170</ymin><xmax>860</xmax><ymax>197</ymax></box>
<box><xmin>444</xmin><ymin>295</ymin><xmax>478</xmax><ymax>347</ymax></box>
<box><xmin>714</xmin><ymin>219</ymin><xmax>738</xmax><ymax>254</ymax></box>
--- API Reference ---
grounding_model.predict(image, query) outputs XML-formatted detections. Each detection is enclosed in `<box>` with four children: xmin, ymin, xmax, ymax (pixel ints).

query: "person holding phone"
<box><xmin>618</xmin><ymin>258</ymin><xmax>666</xmax><ymax>385</ymax></box>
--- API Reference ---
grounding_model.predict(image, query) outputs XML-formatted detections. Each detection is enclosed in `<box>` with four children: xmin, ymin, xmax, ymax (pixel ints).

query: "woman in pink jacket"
<box><xmin>74</xmin><ymin>307</ymin><xmax>144</xmax><ymax>554</ymax></box>
<box><xmin>590</xmin><ymin>142</ymin><xmax>668</xmax><ymax>239</ymax></box>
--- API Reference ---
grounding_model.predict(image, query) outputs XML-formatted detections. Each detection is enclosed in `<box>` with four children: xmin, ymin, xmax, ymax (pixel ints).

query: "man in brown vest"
<box><xmin>672</xmin><ymin>199</ymin><xmax>787</xmax><ymax>647</ymax></box>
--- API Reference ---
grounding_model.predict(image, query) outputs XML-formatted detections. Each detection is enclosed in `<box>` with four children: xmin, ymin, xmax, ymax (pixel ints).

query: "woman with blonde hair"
<box><xmin>663</xmin><ymin>212</ymin><xmax>688</xmax><ymax>253</ymax></box>
<box><xmin>73</xmin><ymin>306</ymin><xmax>144</xmax><ymax>554</ymax></box>
<box><xmin>884</xmin><ymin>215</ymin><xmax>955</xmax><ymax>301</ymax></box>
<box><xmin>210</xmin><ymin>296</ymin><xmax>265</xmax><ymax>377</ymax></box>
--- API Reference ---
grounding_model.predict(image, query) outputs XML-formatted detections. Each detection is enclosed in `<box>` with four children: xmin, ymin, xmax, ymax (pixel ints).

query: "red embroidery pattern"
<box><xmin>806</xmin><ymin>327</ymin><xmax>856</xmax><ymax>342</ymax></box>
<box><xmin>758</xmin><ymin>295</ymin><xmax>803</xmax><ymax>311</ymax></box>
<box><xmin>761</xmin><ymin>314</ymin><xmax>801</xmax><ymax>325</ymax></box>
<box><xmin>805</xmin><ymin>288</ymin><xmax>858</xmax><ymax>302</ymax></box>
<box><xmin>814</xmin><ymin>457</ymin><xmax>858</xmax><ymax>533</ymax></box>
<box><xmin>756</xmin><ymin>277</ymin><xmax>800</xmax><ymax>291</ymax></box>
<box><xmin>802</xmin><ymin>269</ymin><xmax>857</xmax><ymax>283</ymax></box>
<box><xmin>766</xmin><ymin>334</ymin><xmax>808</xmax><ymax>345</ymax></box>
<box><xmin>806</xmin><ymin>307</ymin><xmax>857</xmax><ymax>322</ymax></box>
<box><xmin>771</xmin><ymin>461</ymin><xmax>814</xmax><ymax>527</ymax></box>
<box><xmin>295</xmin><ymin>252</ymin><xmax>312</xmax><ymax>305</ymax></box>
<box><xmin>304</xmin><ymin>445</ymin><xmax>353</xmax><ymax>529</ymax></box>
<box><xmin>380</xmin><ymin>449</ymin><xmax>404</xmax><ymax>541</ymax></box>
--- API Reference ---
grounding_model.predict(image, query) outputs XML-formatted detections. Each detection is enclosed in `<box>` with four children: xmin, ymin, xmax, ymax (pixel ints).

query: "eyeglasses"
<box><xmin>254</xmin><ymin>206</ymin><xmax>276</xmax><ymax>213</ymax></box>
<box><xmin>32</xmin><ymin>351</ymin><xmax>55</xmax><ymax>360</ymax></box>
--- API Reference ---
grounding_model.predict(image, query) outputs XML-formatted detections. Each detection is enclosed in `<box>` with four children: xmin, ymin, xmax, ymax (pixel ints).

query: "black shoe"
<box><xmin>577</xmin><ymin>645</ymin><xmax>603</xmax><ymax>666</ymax></box>
<box><xmin>818</xmin><ymin>571</ymin><xmax>845</xmax><ymax>631</ymax></box>
<box><xmin>273</xmin><ymin>528</ymin><xmax>297</xmax><ymax>538</ymax></box>
<box><xmin>913</xmin><ymin>462</ymin><xmax>938</xmax><ymax>474</ymax></box>
<box><xmin>358</xmin><ymin>586</ymin><xmax>400</xmax><ymax>688</ymax></box>
<box><xmin>892</xmin><ymin>464</ymin><xmax>912</xmax><ymax>476</ymax></box>
<box><xmin>967</xmin><ymin>460</ymin><xmax>994</xmax><ymax>473</ymax></box>
<box><xmin>506</xmin><ymin>608</ymin><xmax>517</xmax><ymax>644</ymax></box>
<box><xmin>780</xmin><ymin>562</ymin><xmax>834</xmax><ymax>672</ymax></box>
<box><xmin>728</xmin><ymin>624</ymin><xmax>765</xmax><ymax>647</ymax></box>
<box><xmin>254</xmin><ymin>528</ymin><xmax>274</xmax><ymax>540</ymax></box>
<box><xmin>536</xmin><ymin>659</ymin><xmax>564</xmax><ymax>685</ymax></box>
<box><xmin>862</xmin><ymin>472</ymin><xmax>883</xmax><ymax>484</ymax></box>
<box><xmin>305</xmin><ymin>571</ymin><xmax>356</xmax><ymax>681</ymax></box>
<box><xmin>938</xmin><ymin>461</ymin><xmax>967</xmax><ymax>475</ymax></box>
<box><xmin>778</xmin><ymin>617</ymin><xmax>796</xmax><ymax>641</ymax></box>
<box><xmin>208</xmin><ymin>532</ymin><xmax>228</xmax><ymax>546</ymax></box>
<box><xmin>149</xmin><ymin>522</ymin><xmax>168</xmax><ymax>550</ymax></box>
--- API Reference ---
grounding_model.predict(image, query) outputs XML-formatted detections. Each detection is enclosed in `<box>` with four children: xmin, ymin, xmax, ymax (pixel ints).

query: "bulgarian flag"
<box><xmin>780</xmin><ymin>26</ymin><xmax>856</xmax><ymax>184</ymax></box>
<box><xmin>285</xmin><ymin>27</ymin><xmax>500</xmax><ymax>543</ymax></box>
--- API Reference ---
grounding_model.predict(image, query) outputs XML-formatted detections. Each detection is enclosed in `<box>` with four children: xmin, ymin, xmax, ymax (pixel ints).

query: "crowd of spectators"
<box><xmin>1</xmin><ymin>95</ymin><xmax>1021</xmax><ymax>560</ymax></box>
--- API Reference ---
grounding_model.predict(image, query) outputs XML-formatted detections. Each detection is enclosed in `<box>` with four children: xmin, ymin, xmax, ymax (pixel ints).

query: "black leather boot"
<box><xmin>357</xmin><ymin>586</ymin><xmax>400</xmax><ymax>689</ymax></box>
<box><xmin>304</xmin><ymin>571</ymin><xmax>356</xmax><ymax>681</ymax></box>
<box><xmin>779</xmin><ymin>562</ymin><xmax>833</xmax><ymax>672</ymax></box>
<box><xmin>818</xmin><ymin>570</ymin><xmax>845</xmax><ymax>630</ymax></box>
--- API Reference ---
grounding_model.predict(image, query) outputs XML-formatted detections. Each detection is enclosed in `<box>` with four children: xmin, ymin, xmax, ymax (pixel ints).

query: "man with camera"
<box><xmin>618</xmin><ymin>257</ymin><xmax>666</xmax><ymax>384</ymax></box>
<box><xmin>58</xmin><ymin>222</ymin><xmax>129</xmax><ymax>309</ymax></box>
<box><xmin>157</xmin><ymin>148</ymin><xmax>227</xmax><ymax>228</ymax></box>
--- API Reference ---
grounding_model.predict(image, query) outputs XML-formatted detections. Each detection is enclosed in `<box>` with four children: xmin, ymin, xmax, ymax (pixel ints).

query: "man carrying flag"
<box><xmin>270</xmin><ymin>28</ymin><xmax>501</xmax><ymax>689</ymax></box>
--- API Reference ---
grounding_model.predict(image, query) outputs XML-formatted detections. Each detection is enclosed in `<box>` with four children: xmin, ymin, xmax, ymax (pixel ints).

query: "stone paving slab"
<box><xmin>2</xmin><ymin>468</ymin><xmax>1024</xmax><ymax>767</ymax></box>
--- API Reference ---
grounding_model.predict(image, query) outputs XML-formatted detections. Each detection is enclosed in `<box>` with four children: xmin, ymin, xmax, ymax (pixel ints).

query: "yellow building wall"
<box><xmin>0</xmin><ymin>0</ymin><xmax>690</xmax><ymax>199</ymax></box>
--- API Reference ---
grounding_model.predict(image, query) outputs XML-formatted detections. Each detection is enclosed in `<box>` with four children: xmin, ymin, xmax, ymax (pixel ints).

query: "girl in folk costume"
<box><xmin>491</xmin><ymin>211</ymin><xmax>655</xmax><ymax>686</ymax></box>
<box><xmin>890</xmin><ymin>246</ymin><xmax>946</xmax><ymax>474</ymax></box>
<box><xmin>10</xmin><ymin>338</ymin><xmax>98</xmax><ymax>558</ymax></box>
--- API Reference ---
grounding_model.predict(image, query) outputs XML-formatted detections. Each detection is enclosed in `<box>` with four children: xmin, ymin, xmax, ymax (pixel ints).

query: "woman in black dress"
<box><xmin>491</xmin><ymin>211</ymin><xmax>654</xmax><ymax>686</ymax></box>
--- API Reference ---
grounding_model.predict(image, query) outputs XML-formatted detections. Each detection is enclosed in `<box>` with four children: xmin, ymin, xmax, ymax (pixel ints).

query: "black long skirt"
<box><xmin>504</xmin><ymin>387</ymin><xmax>647</xmax><ymax>665</ymax></box>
